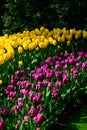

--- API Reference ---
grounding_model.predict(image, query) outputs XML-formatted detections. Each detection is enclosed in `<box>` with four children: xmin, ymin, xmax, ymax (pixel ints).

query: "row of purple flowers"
<box><xmin>0</xmin><ymin>48</ymin><xmax>87</xmax><ymax>130</ymax></box>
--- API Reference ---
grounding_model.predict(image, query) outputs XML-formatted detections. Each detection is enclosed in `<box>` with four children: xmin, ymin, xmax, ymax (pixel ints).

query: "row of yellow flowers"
<box><xmin>0</xmin><ymin>26</ymin><xmax>87</xmax><ymax>65</ymax></box>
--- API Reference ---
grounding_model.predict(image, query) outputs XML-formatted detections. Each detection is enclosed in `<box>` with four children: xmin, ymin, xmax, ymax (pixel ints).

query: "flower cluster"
<box><xmin>1</xmin><ymin>48</ymin><xmax>87</xmax><ymax>129</ymax></box>
<box><xmin>0</xmin><ymin>27</ymin><xmax>87</xmax><ymax>65</ymax></box>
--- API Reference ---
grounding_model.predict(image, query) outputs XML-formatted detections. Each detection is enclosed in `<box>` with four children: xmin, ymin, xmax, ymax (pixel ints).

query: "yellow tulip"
<box><xmin>82</xmin><ymin>31</ymin><xmax>87</xmax><ymax>39</ymax></box>
<box><xmin>67</xmin><ymin>41</ymin><xmax>71</xmax><ymax>46</ymax></box>
<box><xmin>36</xmin><ymin>47</ymin><xmax>39</xmax><ymax>51</ymax></box>
<box><xmin>39</xmin><ymin>42</ymin><xmax>47</xmax><ymax>48</ymax></box>
<box><xmin>44</xmin><ymin>38</ymin><xmax>49</xmax><ymax>46</ymax></box>
<box><xmin>3</xmin><ymin>53</ymin><xmax>9</xmax><ymax>61</ymax></box>
<box><xmin>0</xmin><ymin>56</ymin><xmax>4</xmax><ymax>64</ymax></box>
<box><xmin>35</xmin><ymin>28</ymin><xmax>41</xmax><ymax>35</ymax></box>
<box><xmin>70</xmin><ymin>29</ymin><xmax>74</xmax><ymax>35</ymax></box>
<box><xmin>58</xmin><ymin>45</ymin><xmax>61</xmax><ymax>49</ymax></box>
<box><xmin>18</xmin><ymin>46</ymin><xmax>23</xmax><ymax>54</ymax></box>
<box><xmin>66</xmin><ymin>34</ymin><xmax>72</xmax><ymax>41</ymax></box>
<box><xmin>48</xmin><ymin>37</ymin><xmax>53</xmax><ymax>43</ymax></box>
<box><xmin>61</xmin><ymin>35</ymin><xmax>65</xmax><ymax>42</ymax></box>
<box><xmin>18</xmin><ymin>61</ymin><xmax>23</xmax><ymax>66</ymax></box>
<box><xmin>52</xmin><ymin>40</ymin><xmax>57</xmax><ymax>46</ymax></box>
<box><xmin>75</xmin><ymin>34</ymin><xmax>80</xmax><ymax>40</ymax></box>
<box><xmin>0</xmin><ymin>49</ymin><xmax>5</xmax><ymax>55</ymax></box>
<box><xmin>23</xmin><ymin>42</ymin><xmax>29</xmax><ymax>50</ymax></box>
<box><xmin>0</xmin><ymin>42</ymin><xmax>5</xmax><ymax>49</ymax></box>
<box><xmin>40</xmin><ymin>35</ymin><xmax>45</xmax><ymax>42</ymax></box>
<box><xmin>12</xmin><ymin>41</ymin><xmax>18</xmax><ymax>48</ymax></box>
<box><xmin>0</xmin><ymin>80</ymin><xmax>3</xmax><ymax>85</ymax></box>
<box><xmin>40</xmin><ymin>26</ymin><xmax>45</xmax><ymax>32</ymax></box>
<box><xmin>57</xmin><ymin>37</ymin><xmax>62</xmax><ymax>42</ymax></box>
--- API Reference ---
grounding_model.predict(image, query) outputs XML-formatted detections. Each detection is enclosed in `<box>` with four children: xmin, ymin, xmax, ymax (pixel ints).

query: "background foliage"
<box><xmin>0</xmin><ymin>0</ymin><xmax>87</xmax><ymax>35</ymax></box>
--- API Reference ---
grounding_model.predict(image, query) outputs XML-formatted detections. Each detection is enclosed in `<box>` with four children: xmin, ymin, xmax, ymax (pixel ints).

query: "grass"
<box><xmin>50</xmin><ymin>95</ymin><xmax>87</xmax><ymax>130</ymax></box>
<box><xmin>63</xmin><ymin>107</ymin><xmax>87</xmax><ymax>130</ymax></box>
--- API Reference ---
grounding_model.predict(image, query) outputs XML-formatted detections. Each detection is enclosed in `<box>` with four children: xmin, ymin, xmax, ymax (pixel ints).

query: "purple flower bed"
<box><xmin>0</xmin><ymin>48</ymin><xmax>87</xmax><ymax>130</ymax></box>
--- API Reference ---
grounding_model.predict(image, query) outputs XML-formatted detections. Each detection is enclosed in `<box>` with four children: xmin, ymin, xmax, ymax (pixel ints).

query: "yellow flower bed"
<box><xmin>0</xmin><ymin>26</ymin><xmax>87</xmax><ymax>65</ymax></box>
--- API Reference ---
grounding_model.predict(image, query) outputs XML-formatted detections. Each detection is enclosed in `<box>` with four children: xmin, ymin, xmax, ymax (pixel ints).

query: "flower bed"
<box><xmin>0</xmin><ymin>27</ymin><xmax>87</xmax><ymax>130</ymax></box>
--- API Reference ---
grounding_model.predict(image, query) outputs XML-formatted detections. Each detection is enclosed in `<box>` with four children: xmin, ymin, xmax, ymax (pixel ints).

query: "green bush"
<box><xmin>2</xmin><ymin>0</ymin><xmax>87</xmax><ymax>35</ymax></box>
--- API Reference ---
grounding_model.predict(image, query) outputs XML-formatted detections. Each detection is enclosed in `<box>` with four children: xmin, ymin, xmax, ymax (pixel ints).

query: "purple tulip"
<box><xmin>37</xmin><ymin>92</ymin><xmax>43</xmax><ymax>99</ymax></box>
<box><xmin>34</xmin><ymin>113</ymin><xmax>45</xmax><ymax>124</ymax></box>
<box><xmin>29</xmin><ymin>108</ymin><xmax>37</xmax><ymax>118</ymax></box>
<box><xmin>11</xmin><ymin>105</ymin><xmax>17</xmax><ymax>112</ymax></box>
<box><xmin>17</xmin><ymin>81</ymin><xmax>21</xmax><ymax>86</ymax></box>
<box><xmin>25</xmin><ymin>82</ymin><xmax>31</xmax><ymax>89</ymax></box>
<box><xmin>15</xmin><ymin>120</ymin><xmax>21</xmax><ymax>130</ymax></box>
<box><xmin>63</xmin><ymin>65</ymin><xmax>68</xmax><ymax>72</ymax></box>
<box><xmin>32</xmin><ymin>96</ymin><xmax>41</xmax><ymax>104</ymax></box>
<box><xmin>60</xmin><ymin>60</ymin><xmax>65</xmax><ymax>65</ymax></box>
<box><xmin>85</xmin><ymin>52</ymin><xmax>87</xmax><ymax>58</ymax></box>
<box><xmin>73</xmin><ymin>73</ymin><xmax>78</xmax><ymax>79</ymax></box>
<box><xmin>46</xmin><ymin>72</ymin><xmax>53</xmax><ymax>78</ymax></box>
<box><xmin>62</xmin><ymin>74</ymin><xmax>70</xmax><ymax>83</ymax></box>
<box><xmin>52</xmin><ymin>88</ymin><xmax>60</xmax><ymax>99</ymax></box>
<box><xmin>15</xmin><ymin>70</ymin><xmax>21</xmax><ymax>75</ymax></box>
<box><xmin>45</xmin><ymin>57</ymin><xmax>52</xmax><ymax>62</ymax></box>
<box><xmin>43</xmin><ymin>79</ymin><xmax>48</xmax><ymax>84</ymax></box>
<box><xmin>55</xmin><ymin>71</ymin><xmax>62</xmax><ymax>77</ymax></box>
<box><xmin>76</xmin><ymin>55</ymin><xmax>83</xmax><ymax>61</ymax></box>
<box><xmin>7</xmin><ymin>85</ymin><xmax>14</xmax><ymax>90</ymax></box>
<box><xmin>70</xmin><ymin>67</ymin><xmax>76</xmax><ymax>73</ymax></box>
<box><xmin>36</xmin><ymin>68</ymin><xmax>43</xmax><ymax>73</ymax></box>
<box><xmin>55</xmin><ymin>64</ymin><xmax>60</xmax><ymax>70</ymax></box>
<box><xmin>20</xmin><ymin>89</ymin><xmax>28</xmax><ymax>96</ymax></box>
<box><xmin>55</xmin><ymin>81</ymin><xmax>63</xmax><ymax>87</ymax></box>
<box><xmin>29</xmin><ymin>90</ymin><xmax>35</xmax><ymax>101</ymax></box>
<box><xmin>53</xmin><ymin>56</ymin><xmax>59</xmax><ymax>61</ymax></box>
<box><xmin>47</xmin><ymin>82</ymin><xmax>53</xmax><ymax>88</ymax></box>
<box><xmin>1</xmin><ymin>107</ymin><xmax>10</xmax><ymax>116</ymax></box>
<box><xmin>17</xmin><ymin>102</ymin><xmax>23</xmax><ymax>108</ymax></box>
<box><xmin>18</xmin><ymin>97</ymin><xmax>23</xmax><ymax>103</ymax></box>
<box><xmin>32</xmin><ymin>73</ymin><xmax>41</xmax><ymax>80</ymax></box>
<box><xmin>37</xmin><ymin>104</ymin><xmax>43</xmax><ymax>112</ymax></box>
<box><xmin>20</xmin><ymin>69</ymin><xmax>26</xmax><ymax>74</ymax></box>
<box><xmin>4</xmin><ymin>89</ymin><xmax>10</xmax><ymax>95</ymax></box>
<box><xmin>36</xmin><ymin>81</ymin><xmax>44</xmax><ymax>90</ymax></box>
<box><xmin>0</xmin><ymin>119</ymin><xmax>4</xmax><ymax>130</ymax></box>
<box><xmin>76</xmin><ymin>62</ymin><xmax>80</xmax><ymax>67</ymax></box>
<box><xmin>82</xmin><ymin>62</ymin><xmax>87</xmax><ymax>71</ymax></box>
<box><xmin>10</xmin><ymin>91</ymin><xmax>17</xmax><ymax>98</ymax></box>
<box><xmin>68</xmin><ymin>59</ymin><xmax>74</xmax><ymax>64</ymax></box>
<box><xmin>24</xmin><ymin>115</ymin><xmax>30</xmax><ymax>122</ymax></box>
<box><xmin>11</xmin><ymin>79</ymin><xmax>16</xmax><ymax>85</ymax></box>
<box><xmin>64</xmin><ymin>52</ymin><xmax>69</xmax><ymax>58</ymax></box>
<box><xmin>36</xmin><ymin>127</ymin><xmax>41</xmax><ymax>130</ymax></box>
<box><xmin>21</xmin><ymin>76</ymin><xmax>27</xmax><ymax>81</ymax></box>
<box><xmin>78</xmin><ymin>50</ymin><xmax>84</xmax><ymax>57</ymax></box>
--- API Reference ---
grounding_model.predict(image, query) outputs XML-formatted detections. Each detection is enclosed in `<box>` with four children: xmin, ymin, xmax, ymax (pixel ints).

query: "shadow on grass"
<box><xmin>50</xmin><ymin>97</ymin><xmax>87</xmax><ymax>130</ymax></box>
